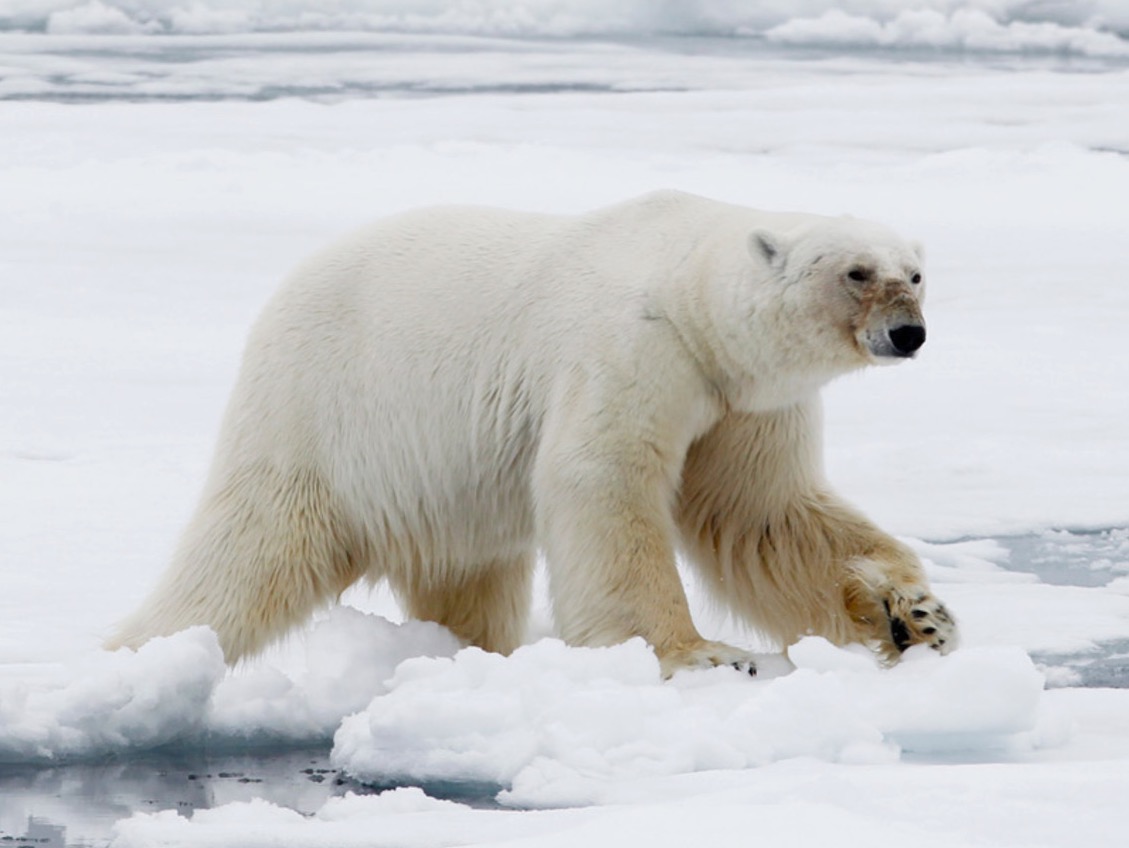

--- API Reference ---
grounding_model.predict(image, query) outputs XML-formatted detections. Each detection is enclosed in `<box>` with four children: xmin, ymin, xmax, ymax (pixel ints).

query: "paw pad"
<box><xmin>884</xmin><ymin>591</ymin><xmax>958</xmax><ymax>655</ymax></box>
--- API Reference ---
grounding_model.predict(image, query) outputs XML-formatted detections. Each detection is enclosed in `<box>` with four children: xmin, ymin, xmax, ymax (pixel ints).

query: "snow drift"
<box><xmin>0</xmin><ymin>610</ymin><xmax>461</xmax><ymax>764</ymax></box>
<box><xmin>0</xmin><ymin>608</ymin><xmax>1059</xmax><ymax>795</ymax></box>
<box><xmin>332</xmin><ymin>635</ymin><xmax>1056</xmax><ymax>807</ymax></box>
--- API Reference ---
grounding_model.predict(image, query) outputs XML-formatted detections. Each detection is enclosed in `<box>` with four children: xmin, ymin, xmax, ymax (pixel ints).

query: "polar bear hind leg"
<box><xmin>387</xmin><ymin>555</ymin><xmax>534</xmax><ymax>655</ymax></box>
<box><xmin>106</xmin><ymin>464</ymin><xmax>365</xmax><ymax>662</ymax></box>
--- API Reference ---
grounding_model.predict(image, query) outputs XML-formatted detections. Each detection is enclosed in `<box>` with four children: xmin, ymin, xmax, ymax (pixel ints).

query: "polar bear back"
<box><xmin>207</xmin><ymin>192</ymin><xmax>825</xmax><ymax>561</ymax></box>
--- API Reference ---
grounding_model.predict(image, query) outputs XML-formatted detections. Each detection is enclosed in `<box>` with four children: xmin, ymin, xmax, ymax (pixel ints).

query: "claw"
<box><xmin>889</xmin><ymin>616</ymin><xmax>912</xmax><ymax>652</ymax></box>
<box><xmin>730</xmin><ymin>660</ymin><xmax>757</xmax><ymax>677</ymax></box>
<box><xmin>659</xmin><ymin>640</ymin><xmax>759</xmax><ymax>678</ymax></box>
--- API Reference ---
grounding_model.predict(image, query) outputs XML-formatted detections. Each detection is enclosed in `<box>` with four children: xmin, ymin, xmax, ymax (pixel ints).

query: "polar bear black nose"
<box><xmin>888</xmin><ymin>324</ymin><xmax>926</xmax><ymax>356</ymax></box>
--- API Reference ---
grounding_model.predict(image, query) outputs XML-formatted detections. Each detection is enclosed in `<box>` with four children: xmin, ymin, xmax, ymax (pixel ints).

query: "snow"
<box><xmin>0</xmin><ymin>612</ymin><xmax>462</xmax><ymax>764</ymax></box>
<box><xmin>765</xmin><ymin>8</ymin><xmax>1129</xmax><ymax>56</ymax></box>
<box><xmin>0</xmin><ymin>628</ymin><xmax>224</xmax><ymax>763</ymax></box>
<box><xmin>2</xmin><ymin>14</ymin><xmax>1129</xmax><ymax>848</ymax></box>
<box><xmin>206</xmin><ymin>611</ymin><xmax>462</xmax><ymax>745</ymax></box>
<box><xmin>2</xmin><ymin>1</ymin><xmax>1128</xmax><ymax>50</ymax></box>
<box><xmin>332</xmin><ymin>637</ymin><xmax>1056</xmax><ymax>808</ymax></box>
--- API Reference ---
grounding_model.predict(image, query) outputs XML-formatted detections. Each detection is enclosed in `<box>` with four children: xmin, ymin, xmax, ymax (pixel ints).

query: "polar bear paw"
<box><xmin>659</xmin><ymin>639</ymin><xmax>758</xmax><ymax>679</ymax></box>
<box><xmin>882</xmin><ymin>588</ymin><xmax>958</xmax><ymax>657</ymax></box>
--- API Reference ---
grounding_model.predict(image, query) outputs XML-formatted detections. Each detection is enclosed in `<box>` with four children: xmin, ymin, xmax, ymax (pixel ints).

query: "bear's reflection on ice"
<box><xmin>0</xmin><ymin>749</ymin><xmax>349</xmax><ymax>848</ymax></box>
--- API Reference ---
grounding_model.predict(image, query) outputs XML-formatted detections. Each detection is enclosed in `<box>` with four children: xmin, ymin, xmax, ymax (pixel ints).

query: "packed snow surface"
<box><xmin>2</xmin><ymin>14</ymin><xmax>1129</xmax><ymax>848</ymax></box>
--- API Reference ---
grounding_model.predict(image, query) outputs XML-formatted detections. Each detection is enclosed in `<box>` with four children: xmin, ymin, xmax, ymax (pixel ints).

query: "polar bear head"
<box><xmin>696</xmin><ymin>215</ymin><xmax>927</xmax><ymax>410</ymax></box>
<box><xmin>746</xmin><ymin>216</ymin><xmax>926</xmax><ymax>374</ymax></box>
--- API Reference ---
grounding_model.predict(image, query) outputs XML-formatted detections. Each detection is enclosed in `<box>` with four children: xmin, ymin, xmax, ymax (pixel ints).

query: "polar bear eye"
<box><xmin>847</xmin><ymin>268</ymin><xmax>870</xmax><ymax>283</ymax></box>
<box><xmin>910</xmin><ymin>272</ymin><xmax>922</xmax><ymax>284</ymax></box>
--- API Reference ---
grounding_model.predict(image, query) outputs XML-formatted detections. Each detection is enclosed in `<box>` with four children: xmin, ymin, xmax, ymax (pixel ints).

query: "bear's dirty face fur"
<box><xmin>830</xmin><ymin>236</ymin><xmax>926</xmax><ymax>364</ymax></box>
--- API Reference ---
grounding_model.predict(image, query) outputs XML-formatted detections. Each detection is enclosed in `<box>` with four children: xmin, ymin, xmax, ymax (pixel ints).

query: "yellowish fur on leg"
<box><xmin>678</xmin><ymin>402</ymin><xmax>957</xmax><ymax>660</ymax></box>
<box><xmin>106</xmin><ymin>464</ymin><xmax>363</xmax><ymax>663</ymax></box>
<box><xmin>390</xmin><ymin>556</ymin><xmax>533</xmax><ymax>656</ymax></box>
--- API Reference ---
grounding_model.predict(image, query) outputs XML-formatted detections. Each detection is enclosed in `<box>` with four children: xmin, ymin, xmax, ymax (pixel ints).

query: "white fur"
<box><xmin>108</xmin><ymin>191</ymin><xmax>956</xmax><ymax>675</ymax></box>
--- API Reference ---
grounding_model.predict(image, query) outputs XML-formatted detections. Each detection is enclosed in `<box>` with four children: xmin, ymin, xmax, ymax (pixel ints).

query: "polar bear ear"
<box><xmin>748</xmin><ymin>229</ymin><xmax>786</xmax><ymax>269</ymax></box>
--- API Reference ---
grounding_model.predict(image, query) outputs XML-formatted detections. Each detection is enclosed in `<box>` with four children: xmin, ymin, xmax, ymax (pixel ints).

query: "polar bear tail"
<box><xmin>105</xmin><ymin>463</ymin><xmax>364</xmax><ymax>663</ymax></box>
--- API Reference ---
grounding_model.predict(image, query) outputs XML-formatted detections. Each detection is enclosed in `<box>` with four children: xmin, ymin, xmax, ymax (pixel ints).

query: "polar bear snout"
<box><xmin>863</xmin><ymin>321</ymin><xmax>926</xmax><ymax>360</ymax></box>
<box><xmin>888</xmin><ymin>323</ymin><xmax>926</xmax><ymax>356</ymax></box>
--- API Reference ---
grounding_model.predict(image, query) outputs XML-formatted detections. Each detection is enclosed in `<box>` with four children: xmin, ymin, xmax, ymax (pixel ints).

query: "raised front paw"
<box><xmin>658</xmin><ymin>639</ymin><xmax>758</xmax><ymax>679</ymax></box>
<box><xmin>882</xmin><ymin>588</ymin><xmax>958</xmax><ymax>658</ymax></box>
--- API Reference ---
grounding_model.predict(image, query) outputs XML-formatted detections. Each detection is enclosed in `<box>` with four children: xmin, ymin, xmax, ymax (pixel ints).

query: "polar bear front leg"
<box><xmin>534</xmin><ymin>417</ymin><xmax>756</xmax><ymax>678</ymax></box>
<box><xmin>677</xmin><ymin>402</ymin><xmax>958</xmax><ymax>662</ymax></box>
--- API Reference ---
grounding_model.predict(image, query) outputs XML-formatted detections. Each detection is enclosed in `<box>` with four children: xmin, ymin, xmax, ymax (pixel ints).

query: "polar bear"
<box><xmin>108</xmin><ymin>190</ymin><xmax>956</xmax><ymax>676</ymax></box>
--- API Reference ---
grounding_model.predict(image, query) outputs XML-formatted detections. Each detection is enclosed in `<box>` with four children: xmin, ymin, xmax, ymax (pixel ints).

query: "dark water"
<box><xmin>2</xmin><ymin>528</ymin><xmax>1125</xmax><ymax>847</ymax></box>
<box><xmin>0</xmin><ymin>748</ymin><xmax>345</xmax><ymax>847</ymax></box>
<box><xmin>998</xmin><ymin>528</ymin><xmax>1129</xmax><ymax>687</ymax></box>
<box><xmin>996</xmin><ymin>528</ymin><xmax>1129</xmax><ymax>588</ymax></box>
<box><xmin>0</xmin><ymin>746</ymin><xmax>504</xmax><ymax>847</ymax></box>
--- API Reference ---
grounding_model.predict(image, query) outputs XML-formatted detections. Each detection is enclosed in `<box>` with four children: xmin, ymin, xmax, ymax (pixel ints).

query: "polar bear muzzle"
<box><xmin>864</xmin><ymin>320</ymin><xmax>926</xmax><ymax>360</ymax></box>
